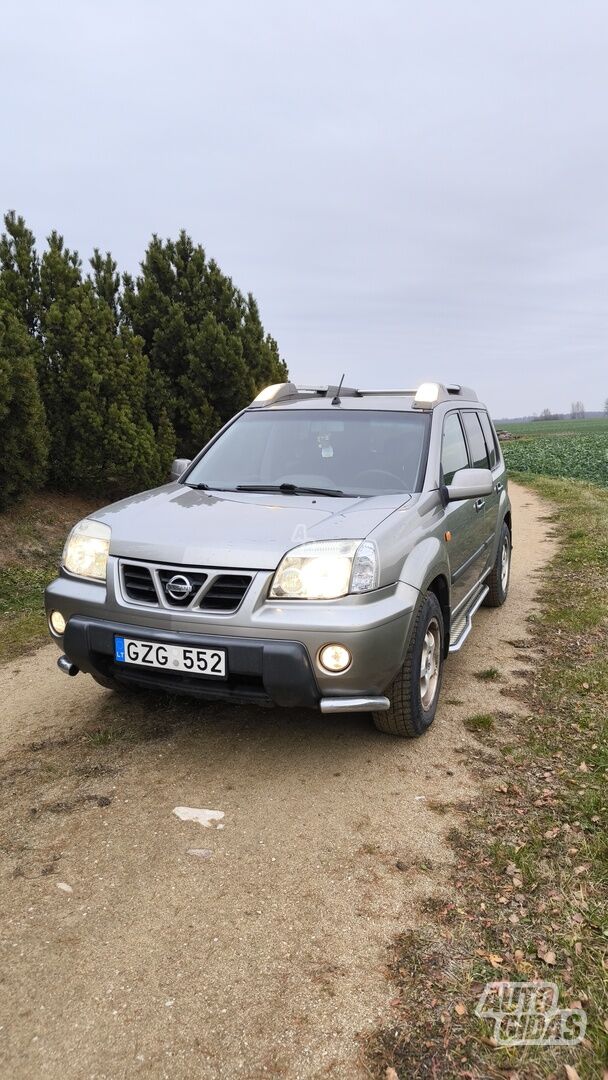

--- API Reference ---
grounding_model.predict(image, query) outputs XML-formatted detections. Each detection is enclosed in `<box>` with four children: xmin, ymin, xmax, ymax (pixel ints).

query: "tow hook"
<box><xmin>57</xmin><ymin>656</ymin><xmax>79</xmax><ymax>677</ymax></box>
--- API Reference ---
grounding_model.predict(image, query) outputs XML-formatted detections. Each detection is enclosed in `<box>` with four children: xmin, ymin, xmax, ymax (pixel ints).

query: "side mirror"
<box><xmin>169</xmin><ymin>458</ymin><xmax>192</xmax><ymax>482</ymax></box>
<box><xmin>445</xmin><ymin>467</ymin><xmax>493</xmax><ymax>502</ymax></box>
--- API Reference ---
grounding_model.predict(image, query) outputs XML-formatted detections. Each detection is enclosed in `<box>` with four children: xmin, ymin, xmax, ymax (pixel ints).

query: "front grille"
<box><xmin>119</xmin><ymin>561</ymin><xmax>253</xmax><ymax>613</ymax></box>
<box><xmin>158</xmin><ymin>568</ymin><xmax>208</xmax><ymax>607</ymax></box>
<box><xmin>200</xmin><ymin>574</ymin><xmax>252</xmax><ymax>612</ymax></box>
<box><xmin>122</xmin><ymin>564</ymin><xmax>157</xmax><ymax>604</ymax></box>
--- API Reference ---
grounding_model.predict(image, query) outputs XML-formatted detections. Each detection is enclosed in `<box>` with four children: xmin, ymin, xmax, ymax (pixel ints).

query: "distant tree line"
<box><xmin>0</xmin><ymin>212</ymin><xmax>287</xmax><ymax>510</ymax></box>
<box><xmin>534</xmin><ymin>404</ymin><xmax>587</xmax><ymax>421</ymax></box>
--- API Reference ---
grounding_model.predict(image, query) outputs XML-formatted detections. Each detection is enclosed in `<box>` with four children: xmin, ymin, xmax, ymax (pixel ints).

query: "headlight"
<box><xmin>62</xmin><ymin>519</ymin><xmax>111</xmax><ymax>581</ymax></box>
<box><xmin>269</xmin><ymin>539</ymin><xmax>378</xmax><ymax>600</ymax></box>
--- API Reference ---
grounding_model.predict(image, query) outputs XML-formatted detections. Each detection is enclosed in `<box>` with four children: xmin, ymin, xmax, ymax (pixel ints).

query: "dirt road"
<box><xmin>0</xmin><ymin>484</ymin><xmax>555</xmax><ymax>1079</ymax></box>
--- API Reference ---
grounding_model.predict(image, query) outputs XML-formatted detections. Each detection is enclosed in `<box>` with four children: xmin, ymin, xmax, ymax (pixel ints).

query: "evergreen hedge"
<box><xmin>0</xmin><ymin>213</ymin><xmax>287</xmax><ymax>508</ymax></box>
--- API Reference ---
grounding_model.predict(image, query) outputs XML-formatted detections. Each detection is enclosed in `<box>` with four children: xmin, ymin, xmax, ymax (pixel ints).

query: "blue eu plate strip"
<box><xmin>114</xmin><ymin>636</ymin><xmax>125</xmax><ymax>662</ymax></box>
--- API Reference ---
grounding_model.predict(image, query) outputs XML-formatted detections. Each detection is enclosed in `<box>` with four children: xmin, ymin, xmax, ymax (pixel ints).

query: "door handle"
<box><xmin>495</xmin><ymin>481</ymin><xmax>503</xmax><ymax>493</ymax></box>
<box><xmin>474</xmin><ymin>498</ymin><xmax>485</xmax><ymax>512</ymax></box>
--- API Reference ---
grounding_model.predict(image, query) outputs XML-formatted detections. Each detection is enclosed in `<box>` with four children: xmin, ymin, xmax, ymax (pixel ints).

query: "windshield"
<box><xmin>184</xmin><ymin>409</ymin><xmax>430</xmax><ymax>497</ymax></box>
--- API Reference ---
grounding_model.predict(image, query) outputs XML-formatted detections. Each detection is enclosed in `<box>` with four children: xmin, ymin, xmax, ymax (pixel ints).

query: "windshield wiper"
<box><xmin>183</xmin><ymin>482</ymin><xmax>233</xmax><ymax>491</ymax></box>
<box><xmin>236</xmin><ymin>483</ymin><xmax>347</xmax><ymax>498</ymax></box>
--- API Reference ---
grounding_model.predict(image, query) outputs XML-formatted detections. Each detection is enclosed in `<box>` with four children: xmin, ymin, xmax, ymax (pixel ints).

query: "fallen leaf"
<box><xmin>537</xmin><ymin>948</ymin><xmax>557</xmax><ymax>966</ymax></box>
<box><xmin>454</xmin><ymin>1002</ymin><xmax>467</xmax><ymax>1016</ymax></box>
<box><xmin>564</xmin><ymin>1067</ymin><xmax>581</xmax><ymax>1080</ymax></box>
<box><xmin>488</xmin><ymin>953</ymin><xmax>503</xmax><ymax>969</ymax></box>
<box><xmin>385</xmin><ymin>1069</ymin><xmax>399</xmax><ymax>1080</ymax></box>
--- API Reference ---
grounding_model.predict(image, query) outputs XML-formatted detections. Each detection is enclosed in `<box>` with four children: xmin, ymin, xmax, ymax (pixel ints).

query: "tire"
<box><xmin>483</xmin><ymin>520</ymin><xmax>511</xmax><ymax>608</ymax></box>
<box><xmin>372</xmin><ymin>592</ymin><xmax>445</xmax><ymax>738</ymax></box>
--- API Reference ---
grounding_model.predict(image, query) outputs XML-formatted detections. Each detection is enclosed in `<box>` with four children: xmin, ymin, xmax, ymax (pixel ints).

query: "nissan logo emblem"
<box><xmin>165</xmin><ymin>574</ymin><xmax>192</xmax><ymax>601</ymax></box>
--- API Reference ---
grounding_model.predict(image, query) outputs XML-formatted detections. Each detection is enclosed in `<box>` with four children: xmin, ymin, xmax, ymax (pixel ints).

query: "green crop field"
<box><xmin>500</xmin><ymin>417</ymin><xmax>608</xmax><ymax>487</ymax></box>
<box><xmin>501</xmin><ymin>416</ymin><xmax>608</xmax><ymax>435</ymax></box>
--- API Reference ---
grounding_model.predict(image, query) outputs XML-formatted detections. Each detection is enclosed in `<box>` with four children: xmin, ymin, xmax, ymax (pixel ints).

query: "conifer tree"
<box><xmin>241</xmin><ymin>294</ymin><xmax>287</xmax><ymax>388</ymax></box>
<box><xmin>38</xmin><ymin>233</ymin><xmax>96</xmax><ymax>486</ymax></box>
<box><xmin>39</xmin><ymin>234</ymin><xmax>169</xmax><ymax>496</ymax></box>
<box><xmin>99</xmin><ymin>323</ymin><xmax>167</xmax><ymax>496</ymax></box>
<box><xmin>90</xmin><ymin>249</ymin><xmax>120</xmax><ymax>320</ymax></box>
<box><xmin>123</xmin><ymin>230</ymin><xmax>288</xmax><ymax>457</ymax></box>
<box><xmin>0</xmin><ymin>212</ymin><xmax>41</xmax><ymax>336</ymax></box>
<box><xmin>0</xmin><ymin>302</ymin><xmax>49</xmax><ymax>508</ymax></box>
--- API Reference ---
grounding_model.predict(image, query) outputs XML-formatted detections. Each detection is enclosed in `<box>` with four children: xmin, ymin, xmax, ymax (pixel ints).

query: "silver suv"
<box><xmin>46</xmin><ymin>381</ymin><xmax>511</xmax><ymax>738</ymax></box>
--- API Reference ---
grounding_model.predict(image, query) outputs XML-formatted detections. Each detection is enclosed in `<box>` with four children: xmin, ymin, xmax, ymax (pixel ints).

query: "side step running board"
<box><xmin>449</xmin><ymin>585</ymin><xmax>489</xmax><ymax>653</ymax></box>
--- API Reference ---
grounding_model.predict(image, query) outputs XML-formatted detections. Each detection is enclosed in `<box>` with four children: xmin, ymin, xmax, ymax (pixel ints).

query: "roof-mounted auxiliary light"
<box><xmin>413</xmin><ymin>382</ymin><xmax>445</xmax><ymax>409</ymax></box>
<box><xmin>250</xmin><ymin>382</ymin><xmax>298</xmax><ymax>407</ymax></box>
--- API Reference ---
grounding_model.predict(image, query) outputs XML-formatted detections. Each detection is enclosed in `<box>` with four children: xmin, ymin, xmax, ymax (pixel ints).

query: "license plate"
<box><xmin>114</xmin><ymin>636</ymin><xmax>226</xmax><ymax>678</ymax></box>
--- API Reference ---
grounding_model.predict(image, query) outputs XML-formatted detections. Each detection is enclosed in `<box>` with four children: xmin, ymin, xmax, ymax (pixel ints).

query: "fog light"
<box><xmin>318</xmin><ymin>643</ymin><xmax>351</xmax><ymax>674</ymax></box>
<box><xmin>49</xmin><ymin>610</ymin><xmax>66</xmax><ymax>635</ymax></box>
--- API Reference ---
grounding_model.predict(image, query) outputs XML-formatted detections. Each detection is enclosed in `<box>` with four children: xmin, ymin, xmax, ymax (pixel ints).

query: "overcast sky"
<box><xmin>3</xmin><ymin>1</ymin><xmax>607</xmax><ymax>417</ymax></box>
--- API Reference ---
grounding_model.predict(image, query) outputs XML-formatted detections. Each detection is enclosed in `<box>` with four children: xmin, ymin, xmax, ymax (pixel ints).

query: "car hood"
<box><xmin>93</xmin><ymin>483</ymin><xmax>411</xmax><ymax>569</ymax></box>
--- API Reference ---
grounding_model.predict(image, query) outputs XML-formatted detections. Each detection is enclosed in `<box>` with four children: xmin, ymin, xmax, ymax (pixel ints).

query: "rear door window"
<box><xmin>441</xmin><ymin>412</ymin><xmax>469</xmax><ymax>484</ymax></box>
<box><xmin>461</xmin><ymin>411</ymin><xmax>490</xmax><ymax>469</ymax></box>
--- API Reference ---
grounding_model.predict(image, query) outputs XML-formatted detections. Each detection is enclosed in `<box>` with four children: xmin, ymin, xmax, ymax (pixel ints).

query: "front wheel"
<box><xmin>372</xmin><ymin>592</ymin><xmax>445</xmax><ymax>738</ymax></box>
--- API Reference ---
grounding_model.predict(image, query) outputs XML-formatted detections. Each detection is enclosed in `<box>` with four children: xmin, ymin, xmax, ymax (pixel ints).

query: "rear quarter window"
<box><xmin>477</xmin><ymin>410</ymin><xmax>499</xmax><ymax>469</ymax></box>
<box><xmin>461</xmin><ymin>411</ymin><xmax>490</xmax><ymax>469</ymax></box>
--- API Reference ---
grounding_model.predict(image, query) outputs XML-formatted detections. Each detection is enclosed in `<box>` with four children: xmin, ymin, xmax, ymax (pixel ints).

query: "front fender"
<box><xmin>399</xmin><ymin>536</ymin><xmax>451</xmax><ymax>599</ymax></box>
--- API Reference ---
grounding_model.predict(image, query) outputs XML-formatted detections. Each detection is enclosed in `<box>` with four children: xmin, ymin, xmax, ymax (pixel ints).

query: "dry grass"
<box><xmin>0</xmin><ymin>492</ymin><xmax>97</xmax><ymax>662</ymax></box>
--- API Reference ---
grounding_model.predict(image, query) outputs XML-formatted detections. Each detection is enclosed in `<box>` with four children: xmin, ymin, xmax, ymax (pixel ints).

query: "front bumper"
<box><xmin>45</xmin><ymin>569</ymin><xmax>420</xmax><ymax>710</ymax></box>
<box><xmin>62</xmin><ymin>616</ymin><xmax>318</xmax><ymax>707</ymax></box>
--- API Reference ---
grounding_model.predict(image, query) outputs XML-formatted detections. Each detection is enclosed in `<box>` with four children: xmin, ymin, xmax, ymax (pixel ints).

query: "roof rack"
<box><xmin>357</xmin><ymin>388</ymin><xmax>417</xmax><ymax>396</ymax></box>
<box><xmin>250</xmin><ymin>381</ymin><xmax>478</xmax><ymax>409</ymax></box>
